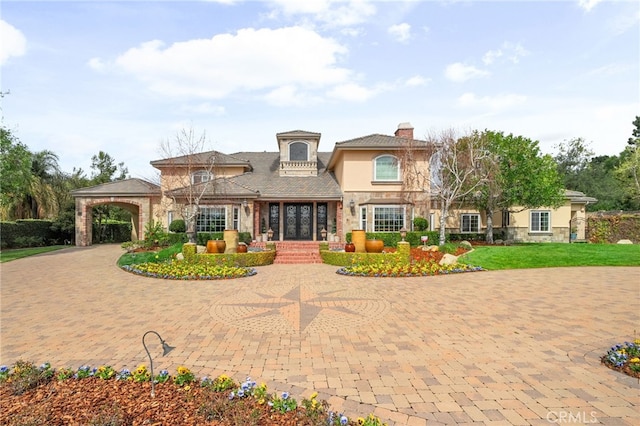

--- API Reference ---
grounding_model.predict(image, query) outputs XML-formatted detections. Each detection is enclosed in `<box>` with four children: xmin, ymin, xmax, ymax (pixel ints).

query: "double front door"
<box><xmin>269</xmin><ymin>203</ymin><xmax>327</xmax><ymax>240</ymax></box>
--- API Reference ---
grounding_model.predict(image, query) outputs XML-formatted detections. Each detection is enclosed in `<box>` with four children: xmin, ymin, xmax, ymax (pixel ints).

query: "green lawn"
<box><xmin>116</xmin><ymin>243</ymin><xmax>184</xmax><ymax>267</ymax></box>
<box><xmin>3</xmin><ymin>243</ymin><xmax>640</xmax><ymax>271</ymax></box>
<box><xmin>461</xmin><ymin>243</ymin><xmax>640</xmax><ymax>270</ymax></box>
<box><xmin>0</xmin><ymin>246</ymin><xmax>67</xmax><ymax>263</ymax></box>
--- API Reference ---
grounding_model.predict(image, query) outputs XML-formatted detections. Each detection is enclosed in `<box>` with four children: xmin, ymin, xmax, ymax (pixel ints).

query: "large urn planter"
<box><xmin>365</xmin><ymin>239</ymin><xmax>384</xmax><ymax>253</ymax></box>
<box><xmin>207</xmin><ymin>240</ymin><xmax>226</xmax><ymax>254</ymax></box>
<box><xmin>223</xmin><ymin>229</ymin><xmax>239</xmax><ymax>253</ymax></box>
<box><xmin>352</xmin><ymin>229</ymin><xmax>366</xmax><ymax>253</ymax></box>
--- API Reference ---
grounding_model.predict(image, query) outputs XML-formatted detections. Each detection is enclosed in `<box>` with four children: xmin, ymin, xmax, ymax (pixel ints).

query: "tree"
<box><xmin>628</xmin><ymin>116</ymin><xmax>640</xmax><ymax>147</ymax></box>
<box><xmin>398</xmin><ymin>135</ymin><xmax>432</xmax><ymax>219</ymax></box>
<box><xmin>89</xmin><ymin>151</ymin><xmax>130</xmax><ymax>242</ymax></box>
<box><xmin>159</xmin><ymin>127</ymin><xmax>217</xmax><ymax>244</ymax></box>
<box><xmin>90</xmin><ymin>151</ymin><xmax>128</xmax><ymax>184</ymax></box>
<box><xmin>24</xmin><ymin>150</ymin><xmax>62</xmax><ymax>219</ymax></box>
<box><xmin>428</xmin><ymin>129</ymin><xmax>491</xmax><ymax>245</ymax></box>
<box><xmin>471</xmin><ymin>131</ymin><xmax>565</xmax><ymax>243</ymax></box>
<box><xmin>0</xmin><ymin>126</ymin><xmax>32</xmax><ymax>219</ymax></box>
<box><xmin>554</xmin><ymin>137</ymin><xmax>594</xmax><ymax>191</ymax></box>
<box><xmin>616</xmin><ymin>117</ymin><xmax>640</xmax><ymax>208</ymax></box>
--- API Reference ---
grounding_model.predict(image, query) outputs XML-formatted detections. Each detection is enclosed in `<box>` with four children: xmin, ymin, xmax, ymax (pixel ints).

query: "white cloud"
<box><xmin>0</xmin><ymin>20</ymin><xmax>27</xmax><ymax>65</ymax></box>
<box><xmin>578</xmin><ymin>0</ymin><xmax>604</xmax><ymax>12</ymax></box>
<box><xmin>482</xmin><ymin>48</ymin><xmax>502</xmax><ymax>66</ymax></box>
<box><xmin>109</xmin><ymin>26</ymin><xmax>352</xmax><ymax>99</ymax></box>
<box><xmin>269</xmin><ymin>0</ymin><xmax>376</xmax><ymax>27</ymax></box>
<box><xmin>457</xmin><ymin>92</ymin><xmax>527</xmax><ymax>109</ymax></box>
<box><xmin>263</xmin><ymin>85</ymin><xmax>324</xmax><ymax>107</ymax></box>
<box><xmin>327</xmin><ymin>83</ymin><xmax>375</xmax><ymax>102</ymax></box>
<box><xmin>388</xmin><ymin>23</ymin><xmax>411</xmax><ymax>43</ymax></box>
<box><xmin>444</xmin><ymin>63</ymin><xmax>490</xmax><ymax>83</ymax></box>
<box><xmin>87</xmin><ymin>57</ymin><xmax>107</xmax><ymax>72</ymax></box>
<box><xmin>179</xmin><ymin>102</ymin><xmax>226</xmax><ymax>116</ymax></box>
<box><xmin>483</xmin><ymin>42</ymin><xmax>529</xmax><ymax>65</ymax></box>
<box><xmin>585</xmin><ymin>63</ymin><xmax>631</xmax><ymax>77</ymax></box>
<box><xmin>607</xmin><ymin>7</ymin><xmax>640</xmax><ymax>36</ymax></box>
<box><xmin>405</xmin><ymin>75</ymin><xmax>429</xmax><ymax>87</ymax></box>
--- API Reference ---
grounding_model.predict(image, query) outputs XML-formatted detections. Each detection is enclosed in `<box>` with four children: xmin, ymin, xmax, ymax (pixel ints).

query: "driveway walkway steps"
<box><xmin>1</xmin><ymin>244</ymin><xmax>638</xmax><ymax>425</ymax></box>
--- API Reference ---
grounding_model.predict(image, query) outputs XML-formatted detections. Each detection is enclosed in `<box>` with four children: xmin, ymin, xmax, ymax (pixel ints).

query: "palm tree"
<box><xmin>22</xmin><ymin>150</ymin><xmax>62</xmax><ymax>219</ymax></box>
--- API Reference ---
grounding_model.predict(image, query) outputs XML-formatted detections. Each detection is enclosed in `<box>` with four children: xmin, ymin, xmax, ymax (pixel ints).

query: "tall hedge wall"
<box><xmin>0</xmin><ymin>220</ymin><xmax>58</xmax><ymax>249</ymax></box>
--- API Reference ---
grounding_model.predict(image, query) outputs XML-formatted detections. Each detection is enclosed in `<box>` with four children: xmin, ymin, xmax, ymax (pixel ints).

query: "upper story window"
<box><xmin>289</xmin><ymin>142</ymin><xmax>308</xmax><ymax>161</ymax></box>
<box><xmin>374</xmin><ymin>155</ymin><xmax>400</xmax><ymax>181</ymax></box>
<box><xmin>191</xmin><ymin>170</ymin><xmax>213</xmax><ymax>185</ymax></box>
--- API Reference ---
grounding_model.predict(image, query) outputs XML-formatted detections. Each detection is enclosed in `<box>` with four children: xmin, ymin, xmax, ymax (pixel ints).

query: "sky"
<box><xmin>1</xmin><ymin>0</ymin><xmax>638</xmax><ymax>181</ymax></box>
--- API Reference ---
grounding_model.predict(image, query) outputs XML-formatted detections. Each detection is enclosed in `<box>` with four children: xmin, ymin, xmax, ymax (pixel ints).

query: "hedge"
<box><xmin>320</xmin><ymin>250</ymin><xmax>405</xmax><ymax>267</ymax></box>
<box><xmin>345</xmin><ymin>231</ymin><xmax>440</xmax><ymax>247</ymax></box>
<box><xmin>92</xmin><ymin>222</ymin><xmax>131</xmax><ymax>243</ymax></box>
<box><xmin>194</xmin><ymin>250</ymin><xmax>276</xmax><ymax>267</ymax></box>
<box><xmin>196</xmin><ymin>232</ymin><xmax>252</xmax><ymax>245</ymax></box>
<box><xmin>0</xmin><ymin>220</ymin><xmax>58</xmax><ymax>249</ymax></box>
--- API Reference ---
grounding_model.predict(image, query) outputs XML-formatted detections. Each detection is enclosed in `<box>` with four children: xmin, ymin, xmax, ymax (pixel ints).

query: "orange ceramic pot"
<box><xmin>237</xmin><ymin>243</ymin><xmax>248</xmax><ymax>253</ymax></box>
<box><xmin>207</xmin><ymin>240</ymin><xmax>226</xmax><ymax>253</ymax></box>
<box><xmin>344</xmin><ymin>242</ymin><xmax>356</xmax><ymax>252</ymax></box>
<box><xmin>365</xmin><ymin>239</ymin><xmax>384</xmax><ymax>253</ymax></box>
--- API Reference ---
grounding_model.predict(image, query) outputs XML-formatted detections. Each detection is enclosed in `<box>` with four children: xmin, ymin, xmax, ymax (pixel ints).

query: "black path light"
<box><xmin>142</xmin><ymin>330</ymin><xmax>175</xmax><ymax>397</ymax></box>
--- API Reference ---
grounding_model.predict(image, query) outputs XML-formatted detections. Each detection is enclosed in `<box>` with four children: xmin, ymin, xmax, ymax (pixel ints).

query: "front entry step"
<box><xmin>252</xmin><ymin>241</ymin><xmax>342</xmax><ymax>264</ymax></box>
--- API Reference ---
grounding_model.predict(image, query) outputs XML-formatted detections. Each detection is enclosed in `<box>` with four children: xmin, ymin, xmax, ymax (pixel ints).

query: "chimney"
<box><xmin>394</xmin><ymin>122</ymin><xmax>414</xmax><ymax>139</ymax></box>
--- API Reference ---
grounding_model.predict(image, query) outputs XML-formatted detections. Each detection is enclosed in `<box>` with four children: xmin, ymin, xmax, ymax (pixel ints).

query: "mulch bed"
<box><xmin>0</xmin><ymin>379</ymin><xmax>327</xmax><ymax>426</ymax></box>
<box><xmin>600</xmin><ymin>358</ymin><xmax>640</xmax><ymax>379</ymax></box>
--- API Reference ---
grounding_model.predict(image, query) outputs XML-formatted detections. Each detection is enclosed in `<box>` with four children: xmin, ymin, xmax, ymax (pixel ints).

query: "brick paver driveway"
<box><xmin>1</xmin><ymin>244</ymin><xmax>638</xmax><ymax>425</ymax></box>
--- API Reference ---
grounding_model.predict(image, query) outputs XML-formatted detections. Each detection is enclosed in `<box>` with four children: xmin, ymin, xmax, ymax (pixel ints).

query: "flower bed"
<box><xmin>337</xmin><ymin>262</ymin><xmax>482</xmax><ymax>277</ymax></box>
<box><xmin>601</xmin><ymin>340</ymin><xmax>640</xmax><ymax>378</ymax></box>
<box><xmin>335</xmin><ymin>246</ymin><xmax>483</xmax><ymax>277</ymax></box>
<box><xmin>0</xmin><ymin>361</ymin><xmax>388</xmax><ymax>425</ymax></box>
<box><xmin>121</xmin><ymin>261</ymin><xmax>257</xmax><ymax>280</ymax></box>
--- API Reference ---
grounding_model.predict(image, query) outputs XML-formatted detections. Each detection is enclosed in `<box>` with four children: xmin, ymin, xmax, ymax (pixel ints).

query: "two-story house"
<box><xmin>72</xmin><ymin>122</ymin><xmax>595</xmax><ymax>247</ymax></box>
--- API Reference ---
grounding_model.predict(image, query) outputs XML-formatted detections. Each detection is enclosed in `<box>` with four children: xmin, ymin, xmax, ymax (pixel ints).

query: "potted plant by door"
<box><xmin>570</xmin><ymin>227</ymin><xmax>578</xmax><ymax>241</ymax></box>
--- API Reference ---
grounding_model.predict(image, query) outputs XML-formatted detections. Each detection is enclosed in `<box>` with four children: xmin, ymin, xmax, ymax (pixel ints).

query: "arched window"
<box><xmin>191</xmin><ymin>170</ymin><xmax>213</xmax><ymax>185</ymax></box>
<box><xmin>374</xmin><ymin>155</ymin><xmax>400</xmax><ymax>181</ymax></box>
<box><xmin>289</xmin><ymin>142</ymin><xmax>308</xmax><ymax>161</ymax></box>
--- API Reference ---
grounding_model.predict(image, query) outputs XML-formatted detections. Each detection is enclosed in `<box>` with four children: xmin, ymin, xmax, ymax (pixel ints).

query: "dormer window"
<box><xmin>191</xmin><ymin>170</ymin><xmax>213</xmax><ymax>184</ymax></box>
<box><xmin>289</xmin><ymin>142</ymin><xmax>308</xmax><ymax>161</ymax></box>
<box><xmin>374</xmin><ymin>155</ymin><xmax>400</xmax><ymax>181</ymax></box>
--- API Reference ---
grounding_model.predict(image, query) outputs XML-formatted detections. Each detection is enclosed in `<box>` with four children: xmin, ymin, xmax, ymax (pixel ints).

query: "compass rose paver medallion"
<box><xmin>209</xmin><ymin>283</ymin><xmax>390</xmax><ymax>334</ymax></box>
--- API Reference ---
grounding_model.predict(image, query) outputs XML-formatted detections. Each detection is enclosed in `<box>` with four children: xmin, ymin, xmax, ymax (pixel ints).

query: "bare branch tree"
<box><xmin>428</xmin><ymin>129</ymin><xmax>490</xmax><ymax>245</ymax></box>
<box><xmin>398</xmin><ymin>136</ymin><xmax>433</xmax><ymax>221</ymax></box>
<box><xmin>158</xmin><ymin>126</ymin><xmax>217</xmax><ymax>244</ymax></box>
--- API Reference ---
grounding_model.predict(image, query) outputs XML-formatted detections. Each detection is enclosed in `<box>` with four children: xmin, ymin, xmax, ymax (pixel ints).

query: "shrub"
<box><xmin>13</xmin><ymin>236</ymin><xmax>44</xmax><ymax>248</ymax></box>
<box><xmin>143</xmin><ymin>220</ymin><xmax>168</xmax><ymax>247</ymax></box>
<box><xmin>413</xmin><ymin>217</ymin><xmax>429</xmax><ymax>231</ymax></box>
<box><xmin>167</xmin><ymin>232</ymin><xmax>188</xmax><ymax>245</ymax></box>
<box><xmin>168</xmin><ymin>219</ymin><xmax>186</xmax><ymax>233</ymax></box>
